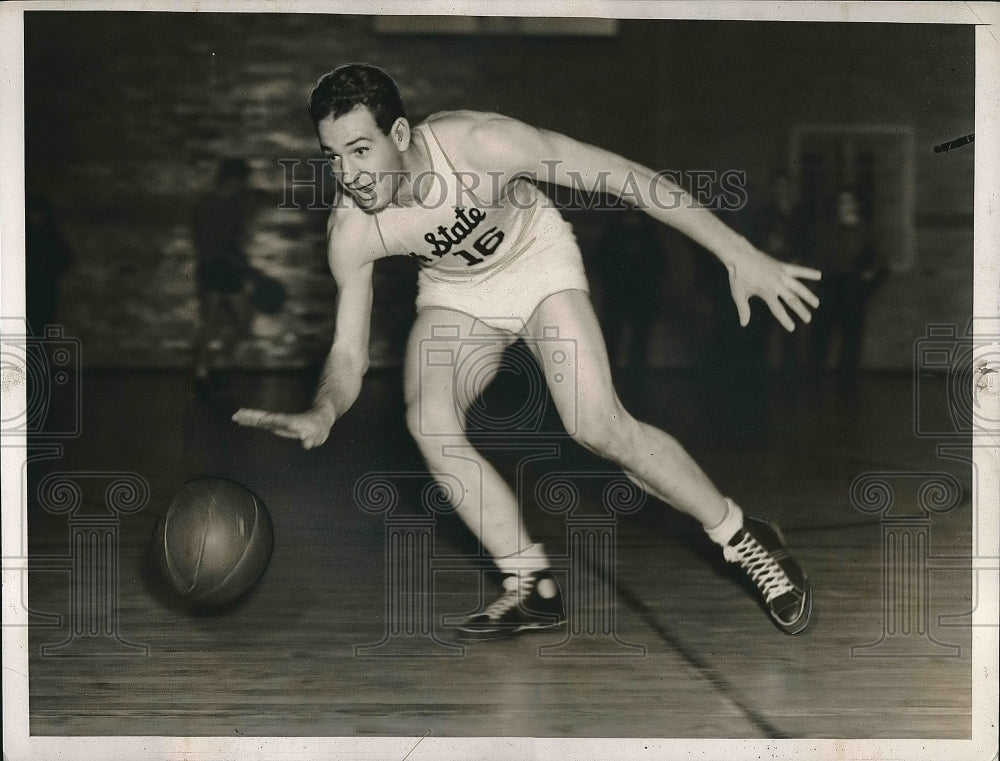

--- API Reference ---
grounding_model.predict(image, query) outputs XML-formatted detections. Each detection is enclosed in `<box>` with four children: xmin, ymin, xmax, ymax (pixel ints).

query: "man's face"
<box><xmin>837</xmin><ymin>191</ymin><xmax>860</xmax><ymax>225</ymax></box>
<box><xmin>317</xmin><ymin>105</ymin><xmax>406</xmax><ymax>211</ymax></box>
<box><xmin>773</xmin><ymin>175</ymin><xmax>793</xmax><ymax>212</ymax></box>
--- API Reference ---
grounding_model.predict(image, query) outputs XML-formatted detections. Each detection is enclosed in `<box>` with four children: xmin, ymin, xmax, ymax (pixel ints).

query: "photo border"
<box><xmin>2</xmin><ymin>2</ymin><xmax>997</xmax><ymax>759</ymax></box>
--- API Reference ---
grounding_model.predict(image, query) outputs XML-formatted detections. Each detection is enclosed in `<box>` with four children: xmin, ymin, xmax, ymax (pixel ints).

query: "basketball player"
<box><xmin>234</xmin><ymin>64</ymin><xmax>820</xmax><ymax>639</ymax></box>
<box><xmin>192</xmin><ymin>157</ymin><xmax>253</xmax><ymax>391</ymax></box>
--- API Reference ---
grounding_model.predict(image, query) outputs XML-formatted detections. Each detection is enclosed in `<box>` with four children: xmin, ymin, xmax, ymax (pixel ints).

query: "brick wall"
<box><xmin>24</xmin><ymin>14</ymin><xmax>974</xmax><ymax>369</ymax></box>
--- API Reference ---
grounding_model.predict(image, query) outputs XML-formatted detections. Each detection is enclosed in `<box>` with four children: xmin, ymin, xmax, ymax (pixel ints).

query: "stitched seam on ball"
<box><xmin>186</xmin><ymin>495</ymin><xmax>212</xmax><ymax>595</ymax></box>
<box><xmin>200</xmin><ymin>493</ymin><xmax>260</xmax><ymax>599</ymax></box>
<box><xmin>162</xmin><ymin>508</ymin><xmax>182</xmax><ymax>589</ymax></box>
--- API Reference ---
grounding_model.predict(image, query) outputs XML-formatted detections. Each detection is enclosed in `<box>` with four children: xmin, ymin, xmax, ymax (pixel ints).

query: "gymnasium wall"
<box><xmin>23</xmin><ymin>14</ymin><xmax>974</xmax><ymax>370</ymax></box>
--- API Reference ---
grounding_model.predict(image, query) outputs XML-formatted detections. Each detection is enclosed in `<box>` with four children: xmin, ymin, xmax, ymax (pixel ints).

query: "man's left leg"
<box><xmin>194</xmin><ymin>290</ymin><xmax>223</xmax><ymax>390</ymax></box>
<box><xmin>525</xmin><ymin>289</ymin><xmax>812</xmax><ymax>634</ymax></box>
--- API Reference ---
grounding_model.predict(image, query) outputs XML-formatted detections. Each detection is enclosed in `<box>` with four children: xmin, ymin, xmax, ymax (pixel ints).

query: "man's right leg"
<box><xmin>404</xmin><ymin>307</ymin><xmax>526</xmax><ymax>559</ymax></box>
<box><xmin>403</xmin><ymin>308</ymin><xmax>564</xmax><ymax>639</ymax></box>
<box><xmin>194</xmin><ymin>290</ymin><xmax>223</xmax><ymax>386</ymax></box>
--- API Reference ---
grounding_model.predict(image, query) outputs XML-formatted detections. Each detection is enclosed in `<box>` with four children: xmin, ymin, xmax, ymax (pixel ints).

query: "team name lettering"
<box><xmin>409</xmin><ymin>206</ymin><xmax>505</xmax><ymax>267</ymax></box>
<box><xmin>422</xmin><ymin>206</ymin><xmax>486</xmax><ymax>254</ymax></box>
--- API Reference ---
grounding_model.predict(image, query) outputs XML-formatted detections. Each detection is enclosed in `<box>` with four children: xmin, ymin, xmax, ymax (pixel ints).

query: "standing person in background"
<box><xmin>25</xmin><ymin>194</ymin><xmax>74</xmax><ymax>437</ymax></box>
<box><xmin>809</xmin><ymin>187</ymin><xmax>883</xmax><ymax>392</ymax></box>
<box><xmin>25</xmin><ymin>194</ymin><xmax>73</xmax><ymax>337</ymax></box>
<box><xmin>595</xmin><ymin>205</ymin><xmax>666</xmax><ymax>370</ymax></box>
<box><xmin>756</xmin><ymin>170</ymin><xmax>811</xmax><ymax>382</ymax></box>
<box><xmin>192</xmin><ymin>158</ymin><xmax>253</xmax><ymax>393</ymax></box>
<box><xmin>697</xmin><ymin>177</ymin><xmax>770</xmax><ymax>413</ymax></box>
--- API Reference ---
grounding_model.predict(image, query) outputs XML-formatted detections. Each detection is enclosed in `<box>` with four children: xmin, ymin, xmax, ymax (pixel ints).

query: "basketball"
<box><xmin>151</xmin><ymin>477</ymin><xmax>274</xmax><ymax>608</ymax></box>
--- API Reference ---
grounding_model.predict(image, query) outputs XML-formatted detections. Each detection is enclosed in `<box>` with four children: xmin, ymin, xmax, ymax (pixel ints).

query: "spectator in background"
<box><xmin>698</xmin><ymin>177</ymin><xmax>770</xmax><ymax>397</ymax></box>
<box><xmin>756</xmin><ymin>170</ymin><xmax>811</xmax><ymax>381</ymax></box>
<box><xmin>25</xmin><ymin>194</ymin><xmax>73</xmax><ymax>337</ymax></box>
<box><xmin>809</xmin><ymin>187</ymin><xmax>884</xmax><ymax>392</ymax></box>
<box><xmin>192</xmin><ymin>158</ymin><xmax>253</xmax><ymax>391</ymax></box>
<box><xmin>595</xmin><ymin>205</ymin><xmax>666</xmax><ymax>369</ymax></box>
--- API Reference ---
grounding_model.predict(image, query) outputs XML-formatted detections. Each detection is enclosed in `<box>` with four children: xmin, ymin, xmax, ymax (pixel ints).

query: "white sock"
<box><xmin>535</xmin><ymin>577</ymin><xmax>558</xmax><ymax>599</ymax></box>
<box><xmin>704</xmin><ymin>498</ymin><xmax>744</xmax><ymax>546</ymax></box>
<box><xmin>495</xmin><ymin>542</ymin><xmax>549</xmax><ymax>575</ymax></box>
<box><xmin>495</xmin><ymin>543</ymin><xmax>556</xmax><ymax>597</ymax></box>
<box><xmin>499</xmin><ymin>570</ymin><xmax>558</xmax><ymax>599</ymax></box>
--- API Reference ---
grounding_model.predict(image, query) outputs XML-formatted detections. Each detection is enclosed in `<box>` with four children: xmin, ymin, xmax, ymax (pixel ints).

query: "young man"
<box><xmin>234</xmin><ymin>64</ymin><xmax>821</xmax><ymax>639</ymax></box>
<box><xmin>192</xmin><ymin>157</ymin><xmax>253</xmax><ymax>391</ymax></box>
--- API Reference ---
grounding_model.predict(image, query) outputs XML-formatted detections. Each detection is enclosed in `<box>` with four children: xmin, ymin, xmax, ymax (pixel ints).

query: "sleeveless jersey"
<box><xmin>372</xmin><ymin>121</ymin><xmax>557</xmax><ymax>283</ymax></box>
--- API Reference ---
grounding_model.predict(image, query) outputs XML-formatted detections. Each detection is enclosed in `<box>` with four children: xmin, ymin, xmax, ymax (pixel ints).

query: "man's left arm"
<box><xmin>465</xmin><ymin>115</ymin><xmax>821</xmax><ymax>331</ymax></box>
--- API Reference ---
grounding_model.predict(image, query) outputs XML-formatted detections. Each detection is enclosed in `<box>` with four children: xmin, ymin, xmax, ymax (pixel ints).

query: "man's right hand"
<box><xmin>232</xmin><ymin>406</ymin><xmax>336</xmax><ymax>450</ymax></box>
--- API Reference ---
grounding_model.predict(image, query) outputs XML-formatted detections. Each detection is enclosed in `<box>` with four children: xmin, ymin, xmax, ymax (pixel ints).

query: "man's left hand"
<box><xmin>727</xmin><ymin>247</ymin><xmax>821</xmax><ymax>331</ymax></box>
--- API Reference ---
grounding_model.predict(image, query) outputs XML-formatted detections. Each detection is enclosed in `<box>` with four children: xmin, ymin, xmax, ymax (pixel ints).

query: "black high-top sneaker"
<box><xmin>723</xmin><ymin>516</ymin><xmax>813</xmax><ymax>634</ymax></box>
<box><xmin>452</xmin><ymin>570</ymin><xmax>566</xmax><ymax>642</ymax></box>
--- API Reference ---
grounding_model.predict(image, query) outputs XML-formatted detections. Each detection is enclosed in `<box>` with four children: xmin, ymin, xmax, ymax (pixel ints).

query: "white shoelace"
<box><xmin>723</xmin><ymin>533</ymin><xmax>794</xmax><ymax>603</ymax></box>
<box><xmin>482</xmin><ymin>575</ymin><xmax>532</xmax><ymax>620</ymax></box>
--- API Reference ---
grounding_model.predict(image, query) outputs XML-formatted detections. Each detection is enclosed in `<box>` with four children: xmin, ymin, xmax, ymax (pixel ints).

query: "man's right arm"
<box><xmin>232</xmin><ymin>208</ymin><xmax>378</xmax><ymax>449</ymax></box>
<box><xmin>310</xmin><ymin>211</ymin><xmax>375</xmax><ymax>425</ymax></box>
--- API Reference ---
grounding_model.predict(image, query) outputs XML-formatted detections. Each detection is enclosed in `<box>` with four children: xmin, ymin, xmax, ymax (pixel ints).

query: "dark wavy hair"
<box><xmin>308</xmin><ymin>63</ymin><xmax>406</xmax><ymax>134</ymax></box>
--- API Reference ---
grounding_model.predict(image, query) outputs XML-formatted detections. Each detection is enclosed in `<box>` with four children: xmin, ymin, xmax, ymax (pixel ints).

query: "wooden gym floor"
<box><xmin>22</xmin><ymin>365</ymin><xmax>974</xmax><ymax>739</ymax></box>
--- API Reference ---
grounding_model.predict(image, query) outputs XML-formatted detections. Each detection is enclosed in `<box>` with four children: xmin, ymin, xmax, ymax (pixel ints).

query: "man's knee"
<box><xmin>571</xmin><ymin>401</ymin><xmax>635</xmax><ymax>460</ymax></box>
<box><xmin>405</xmin><ymin>401</ymin><xmax>427</xmax><ymax>442</ymax></box>
<box><xmin>405</xmin><ymin>394</ymin><xmax>464</xmax><ymax>445</ymax></box>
